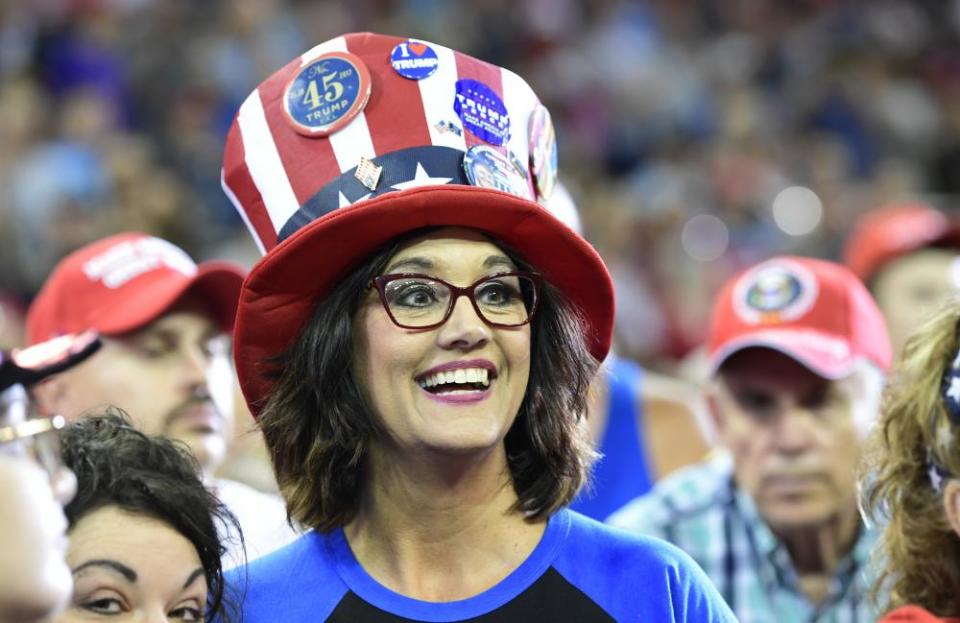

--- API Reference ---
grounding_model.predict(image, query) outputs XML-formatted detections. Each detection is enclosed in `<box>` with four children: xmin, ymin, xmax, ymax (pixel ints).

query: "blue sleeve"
<box><xmin>552</xmin><ymin>512</ymin><xmax>738</xmax><ymax>623</ymax></box>
<box><xmin>222</xmin><ymin>532</ymin><xmax>349</xmax><ymax>623</ymax></box>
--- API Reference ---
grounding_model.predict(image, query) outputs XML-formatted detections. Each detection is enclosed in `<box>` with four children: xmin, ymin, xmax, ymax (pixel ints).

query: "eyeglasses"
<box><xmin>0</xmin><ymin>412</ymin><xmax>67</xmax><ymax>479</ymax></box>
<box><xmin>370</xmin><ymin>272</ymin><xmax>541</xmax><ymax>330</ymax></box>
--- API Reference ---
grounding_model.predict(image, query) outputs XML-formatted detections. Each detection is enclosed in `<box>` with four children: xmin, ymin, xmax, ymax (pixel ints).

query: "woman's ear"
<box><xmin>944</xmin><ymin>479</ymin><xmax>960</xmax><ymax>538</ymax></box>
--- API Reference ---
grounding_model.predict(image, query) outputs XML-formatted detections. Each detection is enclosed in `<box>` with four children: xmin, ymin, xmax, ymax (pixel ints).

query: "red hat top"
<box><xmin>708</xmin><ymin>256</ymin><xmax>892</xmax><ymax>378</ymax></box>
<box><xmin>27</xmin><ymin>232</ymin><xmax>244</xmax><ymax>344</ymax></box>
<box><xmin>843</xmin><ymin>202</ymin><xmax>960</xmax><ymax>283</ymax></box>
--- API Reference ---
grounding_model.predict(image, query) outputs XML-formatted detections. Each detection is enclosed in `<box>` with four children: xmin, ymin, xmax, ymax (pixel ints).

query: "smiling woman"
<box><xmin>219</xmin><ymin>31</ymin><xmax>737</xmax><ymax>623</ymax></box>
<box><xmin>57</xmin><ymin>411</ymin><xmax>239</xmax><ymax>623</ymax></box>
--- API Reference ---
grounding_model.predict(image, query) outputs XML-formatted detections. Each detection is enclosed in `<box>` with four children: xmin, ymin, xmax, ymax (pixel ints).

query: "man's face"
<box><xmin>711</xmin><ymin>348</ymin><xmax>878</xmax><ymax>532</ymax></box>
<box><xmin>43</xmin><ymin>307</ymin><xmax>234</xmax><ymax>476</ymax></box>
<box><xmin>872</xmin><ymin>248</ymin><xmax>960</xmax><ymax>357</ymax></box>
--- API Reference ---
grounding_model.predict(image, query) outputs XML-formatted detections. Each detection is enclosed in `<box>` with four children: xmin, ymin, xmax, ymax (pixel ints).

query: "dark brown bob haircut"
<box><xmin>257</xmin><ymin>228</ymin><xmax>599</xmax><ymax>532</ymax></box>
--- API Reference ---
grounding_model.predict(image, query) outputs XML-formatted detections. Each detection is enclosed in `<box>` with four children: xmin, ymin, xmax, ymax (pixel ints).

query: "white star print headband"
<box><xmin>929</xmin><ymin>345</ymin><xmax>960</xmax><ymax>492</ymax></box>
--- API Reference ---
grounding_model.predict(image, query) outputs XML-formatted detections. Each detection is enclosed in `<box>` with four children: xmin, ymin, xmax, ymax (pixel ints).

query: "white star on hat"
<box><xmin>390</xmin><ymin>162</ymin><xmax>452</xmax><ymax>191</ymax></box>
<box><xmin>338</xmin><ymin>190</ymin><xmax>371</xmax><ymax>208</ymax></box>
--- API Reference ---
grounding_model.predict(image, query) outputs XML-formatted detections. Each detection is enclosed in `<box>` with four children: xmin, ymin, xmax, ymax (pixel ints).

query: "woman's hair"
<box><xmin>60</xmin><ymin>409</ymin><xmax>240</xmax><ymax>622</ymax></box>
<box><xmin>860</xmin><ymin>301</ymin><xmax>960</xmax><ymax>616</ymax></box>
<box><xmin>258</xmin><ymin>229</ymin><xmax>598</xmax><ymax>531</ymax></box>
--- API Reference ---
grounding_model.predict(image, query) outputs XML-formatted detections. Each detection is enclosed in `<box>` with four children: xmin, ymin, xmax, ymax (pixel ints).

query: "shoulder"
<box><xmin>214</xmin><ymin>478</ymin><xmax>300</xmax><ymax>563</ymax></box>
<box><xmin>879</xmin><ymin>606</ymin><xmax>960</xmax><ymax>623</ymax></box>
<box><xmin>226</xmin><ymin>531</ymin><xmax>347</xmax><ymax>622</ymax></box>
<box><xmin>552</xmin><ymin>511</ymin><xmax>738</xmax><ymax>622</ymax></box>
<box><xmin>215</xmin><ymin>479</ymin><xmax>289</xmax><ymax>524</ymax></box>
<box><xmin>606</xmin><ymin>451</ymin><xmax>733</xmax><ymax>531</ymax></box>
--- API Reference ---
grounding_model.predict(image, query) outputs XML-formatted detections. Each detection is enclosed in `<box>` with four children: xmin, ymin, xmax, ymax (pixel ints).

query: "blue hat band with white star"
<box><xmin>279</xmin><ymin>146</ymin><xmax>530</xmax><ymax>243</ymax></box>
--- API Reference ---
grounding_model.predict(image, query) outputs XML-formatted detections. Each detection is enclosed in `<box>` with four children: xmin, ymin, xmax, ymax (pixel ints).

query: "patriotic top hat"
<box><xmin>223</xmin><ymin>32</ymin><xmax>614</xmax><ymax>415</ymax></box>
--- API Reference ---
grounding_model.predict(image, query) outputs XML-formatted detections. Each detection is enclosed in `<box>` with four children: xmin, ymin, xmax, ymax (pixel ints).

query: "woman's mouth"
<box><xmin>417</xmin><ymin>367</ymin><xmax>491</xmax><ymax>393</ymax></box>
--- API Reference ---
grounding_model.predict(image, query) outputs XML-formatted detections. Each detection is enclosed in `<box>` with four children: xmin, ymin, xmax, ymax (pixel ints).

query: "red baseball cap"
<box><xmin>222</xmin><ymin>32</ymin><xmax>614</xmax><ymax>415</ymax></box>
<box><xmin>26</xmin><ymin>233</ymin><xmax>245</xmax><ymax>344</ymax></box>
<box><xmin>708</xmin><ymin>256</ymin><xmax>892</xmax><ymax>378</ymax></box>
<box><xmin>843</xmin><ymin>202</ymin><xmax>960</xmax><ymax>283</ymax></box>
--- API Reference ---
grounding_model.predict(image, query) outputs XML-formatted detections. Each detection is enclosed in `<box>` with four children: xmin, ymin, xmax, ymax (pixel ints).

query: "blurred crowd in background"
<box><xmin>2</xmin><ymin>0</ymin><xmax>960</xmax><ymax>369</ymax></box>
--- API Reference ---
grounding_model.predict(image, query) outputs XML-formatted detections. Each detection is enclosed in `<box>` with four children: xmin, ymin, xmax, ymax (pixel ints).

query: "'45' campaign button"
<box><xmin>284</xmin><ymin>51</ymin><xmax>372</xmax><ymax>137</ymax></box>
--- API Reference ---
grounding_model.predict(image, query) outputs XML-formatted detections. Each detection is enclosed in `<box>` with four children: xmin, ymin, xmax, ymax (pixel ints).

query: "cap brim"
<box><xmin>709</xmin><ymin>328</ymin><xmax>860</xmax><ymax>380</ymax></box>
<box><xmin>235</xmin><ymin>185</ymin><xmax>614</xmax><ymax>415</ymax></box>
<box><xmin>0</xmin><ymin>331</ymin><xmax>102</xmax><ymax>390</ymax></box>
<box><xmin>98</xmin><ymin>262</ymin><xmax>244</xmax><ymax>336</ymax></box>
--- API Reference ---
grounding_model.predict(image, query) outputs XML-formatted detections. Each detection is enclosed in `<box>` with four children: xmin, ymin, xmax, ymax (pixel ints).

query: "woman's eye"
<box><xmin>81</xmin><ymin>597</ymin><xmax>124</xmax><ymax>614</ymax></box>
<box><xmin>477</xmin><ymin>281</ymin><xmax>517</xmax><ymax>306</ymax></box>
<box><xmin>169</xmin><ymin>605</ymin><xmax>203</xmax><ymax>621</ymax></box>
<box><xmin>392</xmin><ymin>283</ymin><xmax>440</xmax><ymax>307</ymax></box>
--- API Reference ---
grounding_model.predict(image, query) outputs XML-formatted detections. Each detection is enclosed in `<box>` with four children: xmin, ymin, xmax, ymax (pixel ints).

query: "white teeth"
<box><xmin>418</xmin><ymin>367</ymin><xmax>492</xmax><ymax>390</ymax></box>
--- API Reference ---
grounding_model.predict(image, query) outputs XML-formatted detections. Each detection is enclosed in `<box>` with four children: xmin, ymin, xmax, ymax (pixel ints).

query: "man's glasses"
<box><xmin>370</xmin><ymin>272</ymin><xmax>541</xmax><ymax>330</ymax></box>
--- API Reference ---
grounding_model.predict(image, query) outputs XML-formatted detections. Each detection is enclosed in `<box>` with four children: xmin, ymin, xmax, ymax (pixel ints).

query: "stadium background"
<box><xmin>1</xmin><ymin>0</ymin><xmax>956</xmax><ymax>371</ymax></box>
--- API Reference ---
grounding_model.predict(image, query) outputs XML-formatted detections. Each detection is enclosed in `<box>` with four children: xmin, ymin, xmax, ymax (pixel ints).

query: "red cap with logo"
<box><xmin>843</xmin><ymin>202</ymin><xmax>960</xmax><ymax>283</ymax></box>
<box><xmin>708</xmin><ymin>256</ymin><xmax>892</xmax><ymax>378</ymax></box>
<box><xmin>26</xmin><ymin>232</ymin><xmax>245</xmax><ymax>345</ymax></box>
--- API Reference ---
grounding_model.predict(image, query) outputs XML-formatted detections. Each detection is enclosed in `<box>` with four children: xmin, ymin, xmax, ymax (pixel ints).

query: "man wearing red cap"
<box><xmin>25</xmin><ymin>232</ymin><xmax>297</xmax><ymax>565</ymax></box>
<box><xmin>609</xmin><ymin>256</ymin><xmax>891</xmax><ymax>623</ymax></box>
<box><xmin>843</xmin><ymin>201</ymin><xmax>960</xmax><ymax>357</ymax></box>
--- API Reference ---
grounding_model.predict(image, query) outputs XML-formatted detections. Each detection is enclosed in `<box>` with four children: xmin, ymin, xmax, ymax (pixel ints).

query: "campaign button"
<box><xmin>390</xmin><ymin>40</ymin><xmax>440</xmax><ymax>80</ymax></box>
<box><xmin>463</xmin><ymin>145</ymin><xmax>533</xmax><ymax>200</ymax></box>
<box><xmin>454</xmin><ymin>79</ymin><xmax>510</xmax><ymax>146</ymax></box>
<box><xmin>284</xmin><ymin>51</ymin><xmax>371</xmax><ymax>137</ymax></box>
<box><xmin>528</xmin><ymin>104</ymin><xmax>557</xmax><ymax>200</ymax></box>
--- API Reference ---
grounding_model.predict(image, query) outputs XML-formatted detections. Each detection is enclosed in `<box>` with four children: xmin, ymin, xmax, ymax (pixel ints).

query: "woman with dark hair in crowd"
<box><xmin>219</xmin><ymin>31</ymin><xmax>735</xmax><ymax>622</ymax></box>
<box><xmin>860</xmin><ymin>303</ymin><xmax>960</xmax><ymax>623</ymax></box>
<box><xmin>57</xmin><ymin>410</ymin><xmax>240</xmax><ymax>622</ymax></box>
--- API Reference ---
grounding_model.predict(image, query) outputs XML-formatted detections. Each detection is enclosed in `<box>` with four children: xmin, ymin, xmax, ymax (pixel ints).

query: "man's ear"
<box><xmin>29</xmin><ymin>376</ymin><xmax>67</xmax><ymax>418</ymax></box>
<box><xmin>944</xmin><ymin>479</ymin><xmax>960</xmax><ymax>539</ymax></box>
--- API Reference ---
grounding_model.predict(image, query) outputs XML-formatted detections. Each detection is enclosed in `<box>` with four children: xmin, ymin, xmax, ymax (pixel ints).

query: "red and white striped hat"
<box><xmin>223</xmin><ymin>32</ymin><xmax>614</xmax><ymax>415</ymax></box>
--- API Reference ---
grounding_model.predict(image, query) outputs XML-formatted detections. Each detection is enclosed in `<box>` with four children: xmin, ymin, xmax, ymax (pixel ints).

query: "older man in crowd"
<box><xmin>27</xmin><ymin>232</ymin><xmax>297</xmax><ymax>565</ymax></box>
<box><xmin>610</xmin><ymin>256</ymin><xmax>891</xmax><ymax>623</ymax></box>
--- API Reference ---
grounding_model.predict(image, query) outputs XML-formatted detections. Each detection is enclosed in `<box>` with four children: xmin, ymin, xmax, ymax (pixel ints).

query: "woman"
<box><xmin>221</xmin><ymin>32</ymin><xmax>735</xmax><ymax>621</ymax></box>
<box><xmin>57</xmin><ymin>411</ymin><xmax>239</xmax><ymax>622</ymax></box>
<box><xmin>860</xmin><ymin>303</ymin><xmax>960</xmax><ymax>623</ymax></box>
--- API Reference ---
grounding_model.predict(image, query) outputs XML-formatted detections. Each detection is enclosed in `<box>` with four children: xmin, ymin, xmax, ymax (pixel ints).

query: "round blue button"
<box><xmin>284</xmin><ymin>52</ymin><xmax>371</xmax><ymax>137</ymax></box>
<box><xmin>390</xmin><ymin>40</ymin><xmax>440</xmax><ymax>80</ymax></box>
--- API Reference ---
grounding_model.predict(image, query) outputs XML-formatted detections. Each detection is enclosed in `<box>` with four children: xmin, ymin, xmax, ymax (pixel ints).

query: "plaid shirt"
<box><xmin>607</xmin><ymin>451</ymin><xmax>876</xmax><ymax>623</ymax></box>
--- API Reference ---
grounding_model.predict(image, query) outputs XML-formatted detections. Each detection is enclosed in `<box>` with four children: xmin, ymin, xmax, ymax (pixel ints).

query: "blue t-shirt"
<box><xmin>225</xmin><ymin>508</ymin><xmax>737</xmax><ymax>622</ymax></box>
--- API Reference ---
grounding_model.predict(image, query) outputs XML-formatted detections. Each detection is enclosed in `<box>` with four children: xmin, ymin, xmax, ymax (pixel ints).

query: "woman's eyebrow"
<box><xmin>483</xmin><ymin>255</ymin><xmax>515</xmax><ymax>270</ymax></box>
<box><xmin>71</xmin><ymin>559</ymin><xmax>137</xmax><ymax>583</ymax></box>
<box><xmin>385</xmin><ymin>257</ymin><xmax>435</xmax><ymax>273</ymax></box>
<box><xmin>182</xmin><ymin>567</ymin><xmax>204</xmax><ymax>589</ymax></box>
